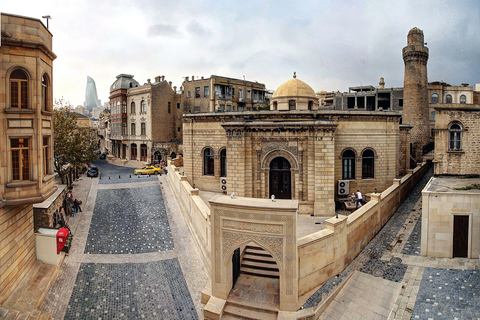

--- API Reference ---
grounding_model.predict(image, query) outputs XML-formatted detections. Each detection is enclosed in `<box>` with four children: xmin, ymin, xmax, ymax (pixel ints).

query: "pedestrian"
<box><xmin>73</xmin><ymin>199</ymin><xmax>82</xmax><ymax>213</ymax></box>
<box><xmin>356</xmin><ymin>189</ymin><xmax>365</xmax><ymax>209</ymax></box>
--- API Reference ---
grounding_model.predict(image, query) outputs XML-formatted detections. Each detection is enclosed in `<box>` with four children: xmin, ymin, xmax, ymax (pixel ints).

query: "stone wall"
<box><xmin>33</xmin><ymin>185</ymin><xmax>67</xmax><ymax>229</ymax></box>
<box><xmin>167</xmin><ymin>162</ymin><xmax>211</xmax><ymax>271</ymax></box>
<box><xmin>297</xmin><ymin>162</ymin><xmax>429</xmax><ymax>296</ymax></box>
<box><xmin>433</xmin><ymin>104</ymin><xmax>480</xmax><ymax>175</ymax></box>
<box><xmin>0</xmin><ymin>205</ymin><xmax>36</xmax><ymax>302</ymax></box>
<box><xmin>167</xmin><ymin>159</ymin><xmax>429</xmax><ymax>305</ymax></box>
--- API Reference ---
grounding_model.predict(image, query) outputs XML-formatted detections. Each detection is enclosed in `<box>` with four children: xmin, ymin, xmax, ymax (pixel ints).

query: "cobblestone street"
<box><xmin>41</xmin><ymin>160</ymin><xmax>209</xmax><ymax>319</ymax></box>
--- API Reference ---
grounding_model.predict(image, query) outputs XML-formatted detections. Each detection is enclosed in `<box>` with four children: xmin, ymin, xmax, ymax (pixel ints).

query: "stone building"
<box><xmin>182</xmin><ymin>75</ymin><xmax>267</xmax><ymax>113</ymax></box>
<box><xmin>0</xmin><ymin>13</ymin><xmax>57</xmax><ymax>300</ymax></box>
<box><xmin>126</xmin><ymin>76</ymin><xmax>182</xmax><ymax>162</ymax></box>
<box><xmin>183</xmin><ymin>73</ymin><xmax>409</xmax><ymax>216</ymax></box>
<box><xmin>109</xmin><ymin>74</ymin><xmax>139</xmax><ymax>159</ymax></box>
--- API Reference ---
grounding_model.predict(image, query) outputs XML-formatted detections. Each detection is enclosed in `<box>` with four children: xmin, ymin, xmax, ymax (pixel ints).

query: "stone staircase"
<box><xmin>240</xmin><ymin>246</ymin><xmax>279</xmax><ymax>279</ymax></box>
<box><xmin>0</xmin><ymin>261</ymin><xmax>57</xmax><ymax>320</ymax></box>
<box><xmin>222</xmin><ymin>297</ymin><xmax>278</xmax><ymax>320</ymax></box>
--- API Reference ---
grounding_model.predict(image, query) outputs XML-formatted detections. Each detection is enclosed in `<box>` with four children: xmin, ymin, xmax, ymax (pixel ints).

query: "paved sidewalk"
<box><xmin>40</xmin><ymin>161</ymin><xmax>209</xmax><ymax>319</ymax></box>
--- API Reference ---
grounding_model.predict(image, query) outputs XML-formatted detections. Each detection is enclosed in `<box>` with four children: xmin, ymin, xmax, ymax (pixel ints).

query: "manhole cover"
<box><xmin>390</xmin><ymin>257</ymin><xmax>403</xmax><ymax>264</ymax></box>
<box><xmin>373</xmin><ymin>269</ymin><xmax>384</xmax><ymax>277</ymax></box>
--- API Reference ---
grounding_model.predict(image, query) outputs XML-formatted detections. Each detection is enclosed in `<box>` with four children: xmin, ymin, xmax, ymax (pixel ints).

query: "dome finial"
<box><xmin>293</xmin><ymin>71</ymin><xmax>296</xmax><ymax>78</ymax></box>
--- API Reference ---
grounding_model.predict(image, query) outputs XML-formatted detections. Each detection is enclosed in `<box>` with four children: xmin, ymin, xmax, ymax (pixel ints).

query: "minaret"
<box><xmin>402</xmin><ymin>27</ymin><xmax>429</xmax><ymax>161</ymax></box>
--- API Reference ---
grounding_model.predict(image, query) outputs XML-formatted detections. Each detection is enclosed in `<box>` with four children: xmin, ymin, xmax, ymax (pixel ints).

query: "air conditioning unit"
<box><xmin>220</xmin><ymin>177</ymin><xmax>227</xmax><ymax>194</ymax></box>
<box><xmin>338</xmin><ymin>180</ymin><xmax>349</xmax><ymax>196</ymax></box>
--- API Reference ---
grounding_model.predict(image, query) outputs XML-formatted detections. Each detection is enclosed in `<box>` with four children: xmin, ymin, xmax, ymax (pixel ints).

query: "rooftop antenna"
<box><xmin>42</xmin><ymin>15</ymin><xmax>51</xmax><ymax>29</ymax></box>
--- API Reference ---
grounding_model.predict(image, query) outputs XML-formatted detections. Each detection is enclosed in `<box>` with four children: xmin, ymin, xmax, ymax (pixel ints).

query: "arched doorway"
<box><xmin>269</xmin><ymin>157</ymin><xmax>291</xmax><ymax>199</ymax></box>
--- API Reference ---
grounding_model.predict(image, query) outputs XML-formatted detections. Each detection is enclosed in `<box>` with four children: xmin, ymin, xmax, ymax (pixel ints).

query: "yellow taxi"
<box><xmin>134</xmin><ymin>165</ymin><xmax>162</xmax><ymax>175</ymax></box>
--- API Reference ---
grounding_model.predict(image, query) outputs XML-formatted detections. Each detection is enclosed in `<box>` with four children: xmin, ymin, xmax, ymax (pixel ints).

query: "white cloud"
<box><xmin>2</xmin><ymin>0</ymin><xmax>479</xmax><ymax>105</ymax></box>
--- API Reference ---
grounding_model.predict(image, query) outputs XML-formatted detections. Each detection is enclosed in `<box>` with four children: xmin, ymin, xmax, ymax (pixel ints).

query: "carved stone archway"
<box><xmin>209</xmin><ymin>196</ymin><xmax>299</xmax><ymax>313</ymax></box>
<box><xmin>261</xmin><ymin>149</ymin><xmax>298</xmax><ymax>199</ymax></box>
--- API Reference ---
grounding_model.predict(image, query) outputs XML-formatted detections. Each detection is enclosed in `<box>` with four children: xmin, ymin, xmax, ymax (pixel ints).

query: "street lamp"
<box><xmin>42</xmin><ymin>15</ymin><xmax>51</xmax><ymax>29</ymax></box>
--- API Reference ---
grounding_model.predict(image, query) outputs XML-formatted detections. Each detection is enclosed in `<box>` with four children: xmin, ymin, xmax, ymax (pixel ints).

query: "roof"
<box><xmin>109</xmin><ymin>74</ymin><xmax>140</xmax><ymax>92</ymax></box>
<box><xmin>272</xmin><ymin>73</ymin><xmax>316</xmax><ymax>99</ymax></box>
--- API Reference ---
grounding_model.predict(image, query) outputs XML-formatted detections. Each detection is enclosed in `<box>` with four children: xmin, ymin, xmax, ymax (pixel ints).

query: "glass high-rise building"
<box><xmin>85</xmin><ymin>76</ymin><xmax>101</xmax><ymax>111</ymax></box>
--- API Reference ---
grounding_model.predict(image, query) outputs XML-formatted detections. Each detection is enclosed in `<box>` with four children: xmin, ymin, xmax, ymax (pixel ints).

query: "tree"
<box><xmin>53</xmin><ymin>99</ymin><xmax>98</xmax><ymax>185</ymax></box>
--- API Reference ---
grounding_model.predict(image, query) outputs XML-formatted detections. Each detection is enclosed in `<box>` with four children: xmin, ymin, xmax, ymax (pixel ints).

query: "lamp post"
<box><xmin>42</xmin><ymin>15</ymin><xmax>51</xmax><ymax>29</ymax></box>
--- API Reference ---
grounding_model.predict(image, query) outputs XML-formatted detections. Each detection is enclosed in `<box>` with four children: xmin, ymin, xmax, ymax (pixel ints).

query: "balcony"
<box><xmin>215</xmin><ymin>94</ymin><xmax>233</xmax><ymax>100</ymax></box>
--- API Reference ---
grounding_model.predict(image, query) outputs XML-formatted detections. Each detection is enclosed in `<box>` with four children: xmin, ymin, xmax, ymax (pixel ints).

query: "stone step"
<box><xmin>244</xmin><ymin>248</ymin><xmax>273</xmax><ymax>257</ymax></box>
<box><xmin>242</xmin><ymin>253</ymin><xmax>276</xmax><ymax>263</ymax></box>
<box><xmin>227</xmin><ymin>296</ymin><xmax>279</xmax><ymax>313</ymax></box>
<box><xmin>240</xmin><ymin>266</ymin><xmax>279</xmax><ymax>278</ymax></box>
<box><xmin>241</xmin><ymin>260</ymin><xmax>279</xmax><ymax>271</ymax></box>
<box><xmin>223</xmin><ymin>304</ymin><xmax>277</xmax><ymax>320</ymax></box>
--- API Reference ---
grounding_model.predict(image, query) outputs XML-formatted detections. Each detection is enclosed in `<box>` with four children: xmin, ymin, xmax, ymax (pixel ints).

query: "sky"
<box><xmin>2</xmin><ymin>0</ymin><xmax>480</xmax><ymax>106</ymax></box>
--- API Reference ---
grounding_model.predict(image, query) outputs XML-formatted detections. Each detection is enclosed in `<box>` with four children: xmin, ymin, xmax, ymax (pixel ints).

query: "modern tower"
<box><xmin>402</xmin><ymin>27</ymin><xmax>429</xmax><ymax>161</ymax></box>
<box><xmin>85</xmin><ymin>76</ymin><xmax>101</xmax><ymax>111</ymax></box>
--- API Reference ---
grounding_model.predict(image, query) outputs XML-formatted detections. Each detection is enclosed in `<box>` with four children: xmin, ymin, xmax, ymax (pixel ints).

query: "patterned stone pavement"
<box><xmin>41</xmin><ymin>161</ymin><xmax>209</xmax><ymax>319</ymax></box>
<box><xmin>84</xmin><ymin>186</ymin><xmax>173</xmax><ymax>254</ymax></box>
<box><xmin>304</xmin><ymin>167</ymin><xmax>480</xmax><ymax>320</ymax></box>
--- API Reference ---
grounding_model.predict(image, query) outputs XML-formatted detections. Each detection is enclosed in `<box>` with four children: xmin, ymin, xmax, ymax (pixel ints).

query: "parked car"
<box><xmin>134</xmin><ymin>166</ymin><xmax>162</xmax><ymax>175</ymax></box>
<box><xmin>99</xmin><ymin>153</ymin><xmax>107</xmax><ymax>159</ymax></box>
<box><xmin>87</xmin><ymin>166</ymin><xmax>99</xmax><ymax>177</ymax></box>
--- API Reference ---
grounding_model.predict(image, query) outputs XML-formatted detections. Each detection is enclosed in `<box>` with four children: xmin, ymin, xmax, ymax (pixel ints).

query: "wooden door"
<box><xmin>453</xmin><ymin>215</ymin><xmax>469</xmax><ymax>258</ymax></box>
<box><xmin>269</xmin><ymin>157</ymin><xmax>291</xmax><ymax>199</ymax></box>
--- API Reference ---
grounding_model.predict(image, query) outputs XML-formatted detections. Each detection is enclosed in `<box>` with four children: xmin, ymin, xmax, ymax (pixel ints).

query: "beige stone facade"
<box><xmin>0</xmin><ymin>13</ymin><xmax>57</xmax><ymax>300</ymax></box>
<box><xmin>182</xmin><ymin>75</ymin><xmax>267</xmax><ymax>113</ymax></box>
<box><xmin>183</xmin><ymin>109</ymin><xmax>404</xmax><ymax>216</ymax></box>
<box><xmin>422</xmin><ymin>177</ymin><xmax>480</xmax><ymax>259</ymax></box>
<box><xmin>433</xmin><ymin>104</ymin><xmax>480</xmax><ymax>176</ymax></box>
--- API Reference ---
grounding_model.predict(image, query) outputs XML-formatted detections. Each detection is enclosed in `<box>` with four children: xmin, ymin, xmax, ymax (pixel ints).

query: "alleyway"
<box><xmin>41</xmin><ymin>160</ymin><xmax>209</xmax><ymax>319</ymax></box>
<box><xmin>305</xmin><ymin>168</ymin><xmax>480</xmax><ymax>320</ymax></box>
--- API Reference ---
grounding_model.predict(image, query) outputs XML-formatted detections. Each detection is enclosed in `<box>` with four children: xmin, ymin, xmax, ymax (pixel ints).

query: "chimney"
<box><xmin>147</xmin><ymin>79</ymin><xmax>151</xmax><ymax>84</ymax></box>
<box><xmin>174</xmin><ymin>86</ymin><xmax>177</xmax><ymax>92</ymax></box>
<box><xmin>169</xmin><ymin>81</ymin><xmax>172</xmax><ymax>87</ymax></box>
<box><xmin>155</xmin><ymin>76</ymin><xmax>161</xmax><ymax>83</ymax></box>
<box><xmin>192</xmin><ymin>76</ymin><xmax>195</xmax><ymax>81</ymax></box>
<box><xmin>379</xmin><ymin>77</ymin><xmax>385</xmax><ymax>89</ymax></box>
<box><xmin>185</xmin><ymin>76</ymin><xmax>189</xmax><ymax>81</ymax></box>
<box><xmin>162</xmin><ymin>75</ymin><xmax>165</xmax><ymax>81</ymax></box>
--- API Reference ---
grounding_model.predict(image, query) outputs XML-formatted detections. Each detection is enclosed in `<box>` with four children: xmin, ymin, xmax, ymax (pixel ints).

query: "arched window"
<box><xmin>122</xmin><ymin>123</ymin><xmax>127</xmax><ymax>135</ymax></box>
<box><xmin>10</xmin><ymin>69</ymin><xmax>29</xmax><ymax>109</ymax></box>
<box><xmin>460</xmin><ymin>95</ymin><xmax>466</xmax><ymax>104</ymax></box>
<box><xmin>141</xmin><ymin>100</ymin><xmax>146</xmax><ymax>113</ymax></box>
<box><xmin>431</xmin><ymin>111</ymin><xmax>436</xmax><ymax>121</ymax></box>
<box><xmin>288</xmin><ymin>100</ymin><xmax>296</xmax><ymax>111</ymax></box>
<box><xmin>141</xmin><ymin>122</ymin><xmax>146</xmax><ymax>135</ymax></box>
<box><xmin>41</xmin><ymin>74</ymin><xmax>48</xmax><ymax>111</ymax></box>
<box><xmin>342</xmin><ymin>149</ymin><xmax>356</xmax><ymax>180</ymax></box>
<box><xmin>272</xmin><ymin>101</ymin><xmax>278</xmax><ymax>110</ymax></box>
<box><xmin>131</xmin><ymin>102</ymin><xmax>136</xmax><ymax>113</ymax></box>
<box><xmin>431</xmin><ymin>93</ymin><xmax>439</xmax><ymax>103</ymax></box>
<box><xmin>449</xmin><ymin>122</ymin><xmax>462</xmax><ymax>151</ymax></box>
<box><xmin>308</xmin><ymin>100</ymin><xmax>313</xmax><ymax>110</ymax></box>
<box><xmin>362</xmin><ymin>149</ymin><xmax>375</xmax><ymax>179</ymax></box>
<box><xmin>122</xmin><ymin>101</ymin><xmax>127</xmax><ymax>113</ymax></box>
<box><xmin>220</xmin><ymin>149</ymin><xmax>227</xmax><ymax>177</ymax></box>
<box><xmin>446</xmin><ymin>95</ymin><xmax>452</xmax><ymax>104</ymax></box>
<box><xmin>203</xmin><ymin>148</ymin><xmax>214</xmax><ymax>175</ymax></box>
<box><xmin>131</xmin><ymin>123</ymin><xmax>136</xmax><ymax>136</ymax></box>
<box><xmin>116</xmin><ymin>102</ymin><xmax>120</xmax><ymax>114</ymax></box>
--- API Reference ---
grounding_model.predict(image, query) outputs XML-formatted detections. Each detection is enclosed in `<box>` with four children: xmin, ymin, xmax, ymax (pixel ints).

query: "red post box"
<box><xmin>56</xmin><ymin>228</ymin><xmax>69</xmax><ymax>254</ymax></box>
